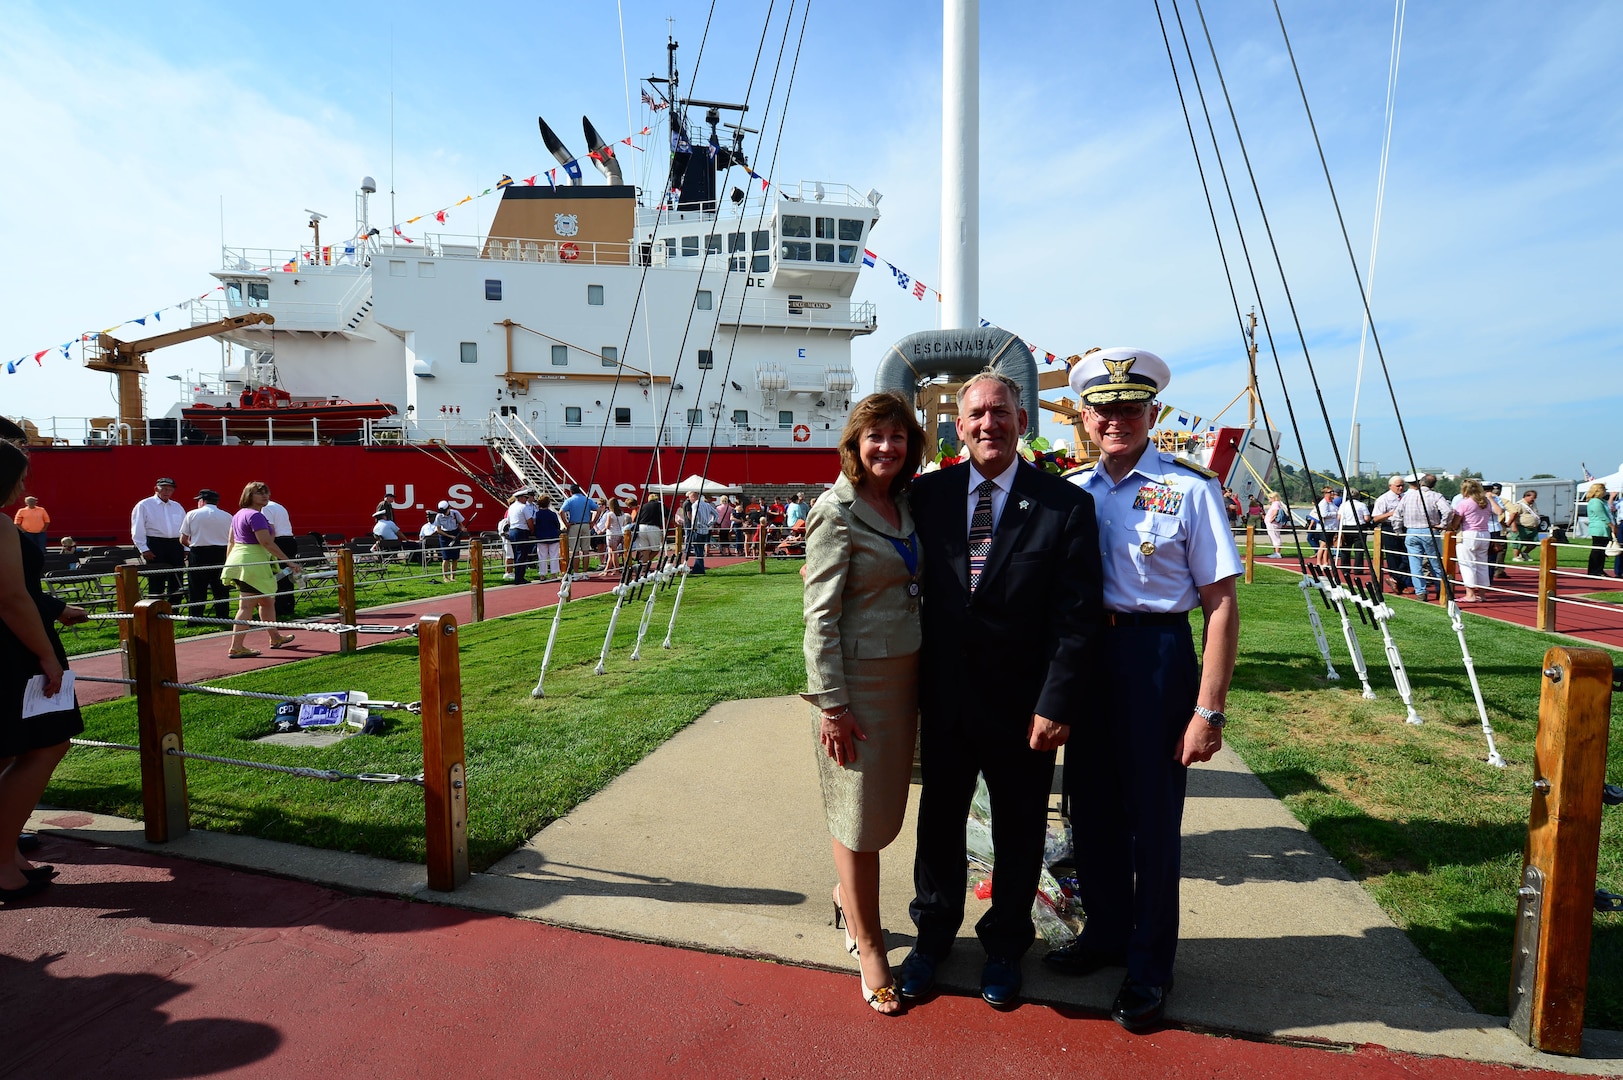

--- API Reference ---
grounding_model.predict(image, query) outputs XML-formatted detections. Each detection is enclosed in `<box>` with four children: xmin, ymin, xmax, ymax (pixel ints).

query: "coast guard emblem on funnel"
<box><xmin>553</xmin><ymin>213</ymin><xmax>580</xmax><ymax>237</ymax></box>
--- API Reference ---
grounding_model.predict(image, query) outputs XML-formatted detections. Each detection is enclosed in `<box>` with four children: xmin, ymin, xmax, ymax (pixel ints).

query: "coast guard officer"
<box><xmin>181</xmin><ymin>488</ymin><xmax>234</xmax><ymax>620</ymax></box>
<box><xmin>131</xmin><ymin>477</ymin><xmax>188</xmax><ymax>607</ymax></box>
<box><xmin>1043</xmin><ymin>347</ymin><xmax>1241</xmax><ymax>1032</ymax></box>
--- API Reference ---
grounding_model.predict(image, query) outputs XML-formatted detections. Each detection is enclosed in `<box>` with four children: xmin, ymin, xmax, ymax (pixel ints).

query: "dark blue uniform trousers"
<box><xmin>911</xmin><ymin>720</ymin><xmax>1056</xmax><ymax>962</ymax></box>
<box><xmin>1069</xmin><ymin>621</ymin><xmax>1199</xmax><ymax>988</ymax></box>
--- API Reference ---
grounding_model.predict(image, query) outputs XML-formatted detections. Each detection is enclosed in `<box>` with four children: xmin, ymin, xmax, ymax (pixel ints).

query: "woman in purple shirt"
<box><xmin>1452</xmin><ymin>479</ymin><xmax>1494</xmax><ymax>602</ymax></box>
<box><xmin>219</xmin><ymin>482</ymin><xmax>299</xmax><ymax>658</ymax></box>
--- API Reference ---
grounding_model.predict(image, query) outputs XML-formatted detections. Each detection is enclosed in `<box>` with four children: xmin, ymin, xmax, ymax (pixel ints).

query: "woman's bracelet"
<box><xmin>821</xmin><ymin>706</ymin><xmax>850</xmax><ymax>722</ymax></box>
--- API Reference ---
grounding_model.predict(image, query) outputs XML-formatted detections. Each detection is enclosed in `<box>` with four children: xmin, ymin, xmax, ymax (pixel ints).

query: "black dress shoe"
<box><xmin>1112</xmin><ymin>976</ymin><xmax>1171</xmax><ymax>1032</ymax></box>
<box><xmin>22</xmin><ymin>865</ymin><xmax>57</xmax><ymax>882</ymax></box>
<box><xmin>1042</xmin><ymin>942</ymin><xmax>1128</xmax><ymax>976</ymax></box>
<box><xmin>897</xmin><ymin>949</ymin><xmax>941</xmax><ymax>1001</ymax></box>
<box><xmin>980</xmin><ymin>956</ymin><xmax>1022</xmax><ymax>1009</ymax></box>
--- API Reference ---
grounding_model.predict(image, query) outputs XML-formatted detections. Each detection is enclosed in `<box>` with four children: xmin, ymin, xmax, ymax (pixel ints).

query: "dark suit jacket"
<box><xmin>913</xmin><ymin>461</ymin><xmax>1102</xmax><ymax>734</ymax></box>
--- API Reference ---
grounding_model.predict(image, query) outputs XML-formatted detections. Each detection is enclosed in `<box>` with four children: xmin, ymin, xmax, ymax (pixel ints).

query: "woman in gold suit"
<box><xmin>802</xmin><ymin>391</ymin><xmax>926</xmax><ymax>1014</ymax></box>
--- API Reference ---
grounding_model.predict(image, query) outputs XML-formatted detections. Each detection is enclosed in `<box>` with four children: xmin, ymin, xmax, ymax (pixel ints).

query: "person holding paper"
<box><xmin>0</xmin><ymin>440</ymin><xmax>88</xmax><ymax>901</ymax></box>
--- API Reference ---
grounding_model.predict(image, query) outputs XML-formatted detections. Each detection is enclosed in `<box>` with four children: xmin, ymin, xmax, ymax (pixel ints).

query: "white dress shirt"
<box><xmin>262</xmin><ymin>500</ymin><xmax>293</xmax><ymax>536</ymax></box>
<box><xmin>964</xmin><ymin>458</ymin><xmax>1021</xmax><ymax>537</ymax></box>
<box><xmin>131</xmin><ymin>494</ymin><xmax>186</xmax><ymax>552</ymax></box>
<box><xmin>181</xmin><ymin>504</ymin><xmax>234</xmax><ymax>548</ymax></box>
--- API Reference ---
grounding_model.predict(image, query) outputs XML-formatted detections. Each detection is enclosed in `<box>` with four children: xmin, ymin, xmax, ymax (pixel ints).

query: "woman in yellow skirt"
<box><xmin>220</xmin><ymin>482</ymin><xmax>299</xmax><ymax>658</ymax></box>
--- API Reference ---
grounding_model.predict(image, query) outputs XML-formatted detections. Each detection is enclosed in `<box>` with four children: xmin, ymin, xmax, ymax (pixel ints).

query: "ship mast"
<box><xmin>941</xmin><ymin>0</ymin><xmax>979</xmax><ymax>332</ymax></box>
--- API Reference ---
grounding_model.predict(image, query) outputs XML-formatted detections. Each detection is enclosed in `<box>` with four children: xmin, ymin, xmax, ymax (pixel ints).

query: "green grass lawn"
<box><xmin>1220</xmin><ymin>565</ymin><xmax>1623</xmax><ymax>1027</ymax></box>
<box><xmin>56</xmin><ymin>553</ymin><xmax>511</xmax><ymax>656</ymax></box>
<box><xmin>50</xmin><ymin>562</ymin><xmax>806</xmax><ymax>871</ymax></box>
<box><xmin>51</xmin><ymin>553</ymin><xmax>1623</xmax><ymax>1027</ymax></box>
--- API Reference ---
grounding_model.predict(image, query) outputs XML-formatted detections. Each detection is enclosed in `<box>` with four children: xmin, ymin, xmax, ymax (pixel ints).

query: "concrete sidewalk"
<box><xmin>25</xmin><ymin>695</ymin><xmax>1623</xmax><ymax>1073</ymax></box>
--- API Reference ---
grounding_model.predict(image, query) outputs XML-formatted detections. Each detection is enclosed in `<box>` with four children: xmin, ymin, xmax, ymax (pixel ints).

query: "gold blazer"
<box><xmin>802</xmin><ymin>473</ymin><xmax>922</xmax><ymax>710</ymax></box>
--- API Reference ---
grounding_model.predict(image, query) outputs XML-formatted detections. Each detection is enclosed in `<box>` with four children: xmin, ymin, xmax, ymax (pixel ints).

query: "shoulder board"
<box><xmin>1062</xmin><ymin>463</ymin><xmax>1096</xmax><ymax>478</ymax></box>
<box><xmin>1164</xmin><ymin>452</ymin><xmax>1217</xmax><ymax>480</ymax></box>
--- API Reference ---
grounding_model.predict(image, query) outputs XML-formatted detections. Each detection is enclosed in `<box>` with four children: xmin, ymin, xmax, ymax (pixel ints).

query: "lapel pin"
<box><xmin>1018</xmin><ymin>499</ymin><xmax>1029</xmax><ymax>511</ymax></box>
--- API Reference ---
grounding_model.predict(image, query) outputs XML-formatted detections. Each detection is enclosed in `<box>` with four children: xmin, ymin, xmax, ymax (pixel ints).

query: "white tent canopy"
<box><xmin>644</xmin><ymin>474</ymin><xmax>743</xmax><ymax>495</ymax></box>
<box><xmin>1590</xmin><ymin>462</ymin><xmax>1623</xmax><ymax>492</ymax></box>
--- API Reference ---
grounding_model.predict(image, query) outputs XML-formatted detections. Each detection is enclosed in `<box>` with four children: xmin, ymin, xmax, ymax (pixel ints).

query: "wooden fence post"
<box><xmin>558</xmin><ymin>526</ymin><xmax>571</xmax><ymax>580</ymax></box>
<box><xmin>1442</xmin><ymin>531</ymin><xmax>1459</xmax><ymax>603</ymax></box>
<box><xmin>1243</xmin><ymin>525</ymin><xmax>1256</xmax><ymax>584</ymax></box>
<box><xmin>336</xmin><ymin>547</ymin><xmax>357</xmax><ymax>655</ymax></box>
<box><xmin>132</xmin><ymin>599</ymin><xmax>188</xmax><ymax>843</ymax></box>
<box><xmin>758</xmin><ymin>522</ymin><xmax>767</xmax><ymax>574</ymax></box>
<box><xmin>419</xmin><ymin>613</ymin><xmax>469</xmax><ymax>891</ymax></box>
<box><xmin>469</xmin><ymin>539</ymin><xmax>485</xmax><ymax>622</ymax></box>
<box><xmin>1537</xmin><ymin>537</ymin><xmax>1557</xmax><ymax>632</ymax></box>
<box><xmin>116</xmin><ymin>564</ymin><xmax>140</xmax><ymax>697</ymax></box>
<box><xmin>1510</xmin><ymin>646</ymin><xmax>1614</xmax><ymax>1054</ymax></box>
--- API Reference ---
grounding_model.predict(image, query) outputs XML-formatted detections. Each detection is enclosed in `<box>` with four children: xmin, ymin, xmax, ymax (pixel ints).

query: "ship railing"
<box><xmin>774</xmin><ymin>181</ymin><xmax>879</xmax><ymax>209</ymax></box>
<box><xmin>220</xmin><ymin>246</ymin><xmax>370</xmax><ymax>273</ymax></box>
<box><xmin>717</xmin><ymin>295</ymin><xmax>876</xmax><ymax>332</ymax></box>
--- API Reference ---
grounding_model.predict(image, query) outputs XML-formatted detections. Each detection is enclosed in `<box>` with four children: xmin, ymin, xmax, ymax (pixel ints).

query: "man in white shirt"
<box><xmin>181</xmin><ymin>488</ymin><xmax>234</xmax><ymax>620</ymax></box>
<box><xmin>1399</xmin><ymin>474</ymin><xmax>1453</xmax><ymax>600</ymax></box>
<box><xmin>1370</xmin><ymin>475</ymin><xmax>1410</xmax><ymax>594</ymax></box>
<box><xmin>684</xmin><ymin>491</ymin><xmax>718</xmax><ymax>574</ymax></box>
<box><xmin>131</xmin><ymin>476</ymin><xmax>187</xmax><ymax>607</ymax></box>
<box><xmin>262</xmin><ymin>497</ymin><xmax>299</xmax><ymax>618</ymax></box>
<box><xmin>371</xmin><ymin>511</ymin><xmax>403</xmax><ymax>557</ymax></box>
<box><xmin>1336</xmin><ymin>489</ymin><xmax>1372</xmax><ymax>572</ymax></box>
<box><xmin>503</xmin><ymin>490</ymin><xmax>537</xmax><ymax>584</ymax></box>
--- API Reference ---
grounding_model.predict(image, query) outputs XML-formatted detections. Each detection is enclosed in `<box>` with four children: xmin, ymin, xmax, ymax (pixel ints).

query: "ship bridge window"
<box><xmin>485</xmin><ymin>279</ymin><xmax>502</xmax><ymax>301</ymax></box>
<box><xmin>706</xmin><ymin>234</ymin><xmax>722</xmax><ymax>255</ymax></box>
<box><xmin>728</xmin><ymin>232</ymin><xmax>746</xmax><ymax>252</ymax></box>
<box><xmin>460</xmin><ymin>342</ymin><xmax>478</xmax><ymax>364</ymax></box>
<box><xmin>587</xmin><ymin>284</ymin><xmax>604</xmax><ymax>306</ymax></box>
<box><xmin>838</xmin><ymin>245</ymin><xmax>859</xmax><ymax>264</ymax></box>
<box><xmin>601</xmin><ymin>345</ymin><xmax>618</xmax><ymax>369</ymax></box>
<box><xmin>696</xmin><ymin>290</ymin><xmax>712</xmax><ymax>310</ymax></box>
<box><xmin>246</xmin><ymin>281</ymin><xmax>269</xmax><ymax>308</ymax></box>
<box><xmin>838</xmin><ymin>219</ymin><xmax>865</xmax><ymax>241</ymax></box>
<box><xmin>615</xmin><ymin>407</ymin><xmax>631</xmax><ymax>426</ymax></box>
<box><xmin>226</xmin><ymin>282</ymin><xmax>243</xmax><ymax>306</ymax></box>
<box><xmin>782</xmin><ymin>215</ymin><xmax>811</xmax><ymax>238</ymax></box>
<box><xmin>782</xmin><ymin>240</ymin><xmax>811</xmax><ymax>262</ymax></box>
<box><xmin>732</xmin><ymin>409</ymin><xmax>749</xmax><ymax>426</ymax></box>
<box><xmin>815</xmin><ymin>243</ymin><xmax>835</xmax><ymax>263</ymax></box>
<box><xmin>551</xmin><ymin>345</ymin><xmax>568</xmax><ymax>366</ymax></box>
<box><xmin>564</xmin><ymin>406</ymin><xmax>582</xmax><ymax>427</ymax></box>
<box><xmin>751</xmin><ymin>229</ymin><xmax>772</xmax><ymax>273</ymax></box>
<box><xmin>681</xmin><ymin>235</ymin><xmax>699</xmax><ymax>257</ymax></box>
<box><xmin>815</xmin><ymin>217</ymin><xmax>836</xmax><ymax>239</ymax></box>
<box><xmin>663</xmin><ymin>237</ymin><xmax>677</xmax><ymax>258</ymax></box>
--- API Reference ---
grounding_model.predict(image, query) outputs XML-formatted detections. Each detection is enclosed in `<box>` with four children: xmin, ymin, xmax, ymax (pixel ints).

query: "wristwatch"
<box><xmin>1194</xmin><ymin>705</ymin><xmax>1227</xmax><ymax>729</ymax></box>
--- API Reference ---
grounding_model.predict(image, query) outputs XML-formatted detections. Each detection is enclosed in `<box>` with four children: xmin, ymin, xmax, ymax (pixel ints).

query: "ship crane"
<box><xmin>85</xmin><ymin>313</ymin><xmax>275</xmax><ymax>444</ymax></box>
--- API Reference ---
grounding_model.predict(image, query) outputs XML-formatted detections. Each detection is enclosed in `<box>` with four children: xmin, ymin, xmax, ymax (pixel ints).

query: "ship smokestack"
<box><xmin>581</xmin><ymin>116</ymin><xmax>624</xmax><ymax>185</ymax></box>
<box><xmin>537</xmin><ymin>116</ymin><xmax>584</xmax><ymax>186</ymax></box>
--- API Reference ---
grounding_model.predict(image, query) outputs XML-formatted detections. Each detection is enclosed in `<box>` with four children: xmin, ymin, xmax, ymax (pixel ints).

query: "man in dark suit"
<box><xmin>898</xmin><ymin>370</ymin><xmax>1102</xmax><ymax>1009</ymax></box>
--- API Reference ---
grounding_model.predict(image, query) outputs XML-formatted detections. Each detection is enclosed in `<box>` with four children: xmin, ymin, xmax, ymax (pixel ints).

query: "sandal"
<box><xmin>269</xmin><ymin>635</ymin><xmax>297</xmax><ymax>649</ymax></box>
<box><xmin>228</xmin><ymin>648</ymin><xmax>261</xmax><ymax>659</ymax></box>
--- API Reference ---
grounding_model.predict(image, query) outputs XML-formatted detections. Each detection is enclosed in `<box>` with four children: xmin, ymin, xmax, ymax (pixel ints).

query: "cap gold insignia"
<box><xmin>1139</xmin><ymin>540</ymin><xmax>1157</xmax><ymax>556</ymax></box>
<box><xmin>1103</xmin><ymin>356</ymin><xmax>1137</xmax><ymax>384</ymax></box>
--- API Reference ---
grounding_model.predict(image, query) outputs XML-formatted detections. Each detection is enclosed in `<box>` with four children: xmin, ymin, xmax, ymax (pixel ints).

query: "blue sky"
<box><xmin>2</xmin><ymin>1</ymin><xmax>1618</xmax><ymax>482</ymax></box>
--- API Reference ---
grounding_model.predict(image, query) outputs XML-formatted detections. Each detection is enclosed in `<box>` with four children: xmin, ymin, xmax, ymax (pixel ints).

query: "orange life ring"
<box><xmin>559</xmin><ymin>242</ymin><xmax>580</xmax><ymax>261</ymax></box>
<box><xmin>792</xmin><ymin>424</ymin><xmax>811</xmax><ymax>443</ymax></box>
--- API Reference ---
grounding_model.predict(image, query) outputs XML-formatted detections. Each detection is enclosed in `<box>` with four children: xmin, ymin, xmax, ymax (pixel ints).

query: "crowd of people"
<box><xmin>803</xmin><ymin>350</ymin><xmax>1240</xmax><ymax>1031</ymax></box>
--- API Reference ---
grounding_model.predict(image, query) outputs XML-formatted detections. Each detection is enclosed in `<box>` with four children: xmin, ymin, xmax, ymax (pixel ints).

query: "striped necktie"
<box><xmin>969</xmin><ymin>479</ymin><xmax>997</xmax><ymax>591</ymax></box>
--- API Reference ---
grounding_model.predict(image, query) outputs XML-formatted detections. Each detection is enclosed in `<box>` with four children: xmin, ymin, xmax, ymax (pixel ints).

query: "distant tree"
<box><xmin>1531</xmin><ymin>473</ymin><xmax>1556</xmax><ymax>479</ymax></box>
<box><xmin>1459</xmin><ymin>467</ymin><xmax>1482</xmax><ymax>479</ymax></box>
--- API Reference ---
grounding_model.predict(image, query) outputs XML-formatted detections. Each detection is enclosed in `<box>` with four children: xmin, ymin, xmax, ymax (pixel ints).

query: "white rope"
<box><xmin>593</xmin><ymin>573</ymin><xmax>631</xmax><ymax>676</ymax></box>
<box><xmin>1298</xmin><ymin>577</ymin><xmax>1340</xmax><ymax>681</ymax></box>
<box><xmin>630</xmin><ymin>561</ymin><xmax>676</xmax><ymax>661</ymax></box>
<box><xmin>1446</xmin><ymin>599</ymin><xmax>1505</xmax><ymax>767</ymax></box>
<box><xmin>1306</xmin><ymin>574</ymin><xmax>1376</xmax><ymax>698</ymax></box>
<box><xmin>1345</xmin><ymin>0</ymin><xmax>1404</xmax><ymax>468</ymax></box>
<box><xmin>660</xmin><ymin>563</ymin><xmax>693</xmax><ymax>649</ymax></box>
<box><xmin>531</xmin><ymin>572</ymin><xmax>573</xmax><ymax>698</ymax></box>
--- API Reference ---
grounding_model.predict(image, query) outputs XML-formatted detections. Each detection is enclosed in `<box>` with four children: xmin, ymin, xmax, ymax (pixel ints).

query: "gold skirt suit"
<box><xmin>802</xmin><ymin>474</ymin><xmax>922</xmax><ymax>852</ymax></box>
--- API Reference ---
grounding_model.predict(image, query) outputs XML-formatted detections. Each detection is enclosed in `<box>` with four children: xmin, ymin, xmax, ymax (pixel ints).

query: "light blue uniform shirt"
<box><xmin>1070</xmin><ymin>450</ymin><xmax>1244</xmax><ymax>613</ymax></box>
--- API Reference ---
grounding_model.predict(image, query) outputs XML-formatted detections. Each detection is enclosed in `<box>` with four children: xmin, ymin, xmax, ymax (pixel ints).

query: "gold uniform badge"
<box><xmin>1139</xmin><ymin>541</ymin><xmax>1157</xmax><ymax>556</ymax></box>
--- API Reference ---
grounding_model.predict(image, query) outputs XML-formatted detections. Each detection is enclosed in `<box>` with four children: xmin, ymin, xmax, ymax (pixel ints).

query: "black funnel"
<box><xmin>537</xmin><ymin>116</ymin><xmax>583</xmax><ymax>186</ymax></box>
<box><xmin>582</xmin><ymin>116</ymin><xmax>624</xmax><ymax>185</ymax></box>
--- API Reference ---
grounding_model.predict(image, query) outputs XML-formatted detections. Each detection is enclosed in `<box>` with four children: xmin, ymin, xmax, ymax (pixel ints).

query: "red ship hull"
<box><xmin>24</xmin><ymin>443</ymin><xmax>839</xmax><ymax>542</ymax></box>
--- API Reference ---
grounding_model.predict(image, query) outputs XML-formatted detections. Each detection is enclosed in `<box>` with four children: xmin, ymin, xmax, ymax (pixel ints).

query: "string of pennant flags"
<box><xmin>6</xmin><ymin>288</ymin><xmax>229</xmax><ymax>377</ymax></box>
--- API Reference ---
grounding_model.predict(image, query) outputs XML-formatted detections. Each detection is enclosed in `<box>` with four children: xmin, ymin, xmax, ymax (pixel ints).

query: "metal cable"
<box><xmin>70</xmin><ymin>737</ymin><xmax>140</xmax><ymax>751</ymax></box>
<box><xmin>162</xmin><ymin>747</ymin><xmax>424</xmax><ymax>785</ymax></box>
<box><xmin>157</xmin><ymin>680</ymin><xmax>421</xmax><ymax>712</ymax></box>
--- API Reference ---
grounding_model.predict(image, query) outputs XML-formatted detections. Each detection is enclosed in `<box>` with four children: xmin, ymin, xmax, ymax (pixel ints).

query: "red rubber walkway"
<box><xmin>0</xmin><ymin>832</ymin><xmax>1578</xmax><ymax>1079</ymax></box>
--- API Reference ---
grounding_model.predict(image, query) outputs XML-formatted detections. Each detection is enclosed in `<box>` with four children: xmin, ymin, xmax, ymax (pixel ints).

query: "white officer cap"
<box><xmin>1067</xmin><ymin>347</ymin><xmax>1171</xmax><ymax>406</ymax></box>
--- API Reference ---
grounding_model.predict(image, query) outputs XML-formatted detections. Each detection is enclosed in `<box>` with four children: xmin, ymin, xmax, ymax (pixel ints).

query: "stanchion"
<box><xmin>336</xmin><ymin>548</ymin><xmax>357</xmax><ymax>654</ymax></box>
<box><xmin>1243</xmin><ymin>524</ymin><xmax>1256</xmax><ymax>584</ymax></box>
<box><xmin>1537</xmin><ymin>537</ymin><xmax>1557</xmax><ymax>632</ymax></box>
<box><xmin>1442</xmin><ymin>531</ymin><xmax>1458</xmax><ymax>599</ymax></box>
<box><xmin>116</xmin><ymin>564</ymin><xmax>140</xmax><ymax>697</ymax></box>
<box><xmin>1372</xmin><ymin>526</ymin><xmax>1385</xmax><ymax>576</ymax></box>
<box><xmin>419</xmin><ymin>613</ymin><xmax>469</xmax><ymax>891</ymax></box>
<box><xmin>1509</xmin><ymin>646</ymin><xmax>1614</xmax><ymax>1054</ymax></box>
<box><xmin>469</xmin><ymin>539</ymin><xmax>485</xmax><ymax>623</ymax></box>
<box><xmin>758</xmin><ymin>523</ymin><xmax>768</xmax><ymax>574</ymax></box>
<box><xmin>132</xmin><ymin>599</ymin><xmax>188</xmax><ymax>843</ymax></box>
<box><xmin>559</xmin><ymin>526</ymin><xmax>571</xmax><ymax>582</ymax></box>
